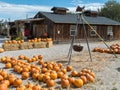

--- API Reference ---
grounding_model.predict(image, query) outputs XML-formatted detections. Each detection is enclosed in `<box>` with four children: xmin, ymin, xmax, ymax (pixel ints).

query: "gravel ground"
<box><xmin>0</xmin><ymin>39</ymin><xmax>120</xmax><ymax>90</ymax></box>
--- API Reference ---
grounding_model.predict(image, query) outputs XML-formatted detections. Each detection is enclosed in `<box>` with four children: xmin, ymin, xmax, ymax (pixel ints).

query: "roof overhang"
<box><xmin>15</xmin><ymin>18</ymin><xmax>44</xmax><ymax>23</ymax></box>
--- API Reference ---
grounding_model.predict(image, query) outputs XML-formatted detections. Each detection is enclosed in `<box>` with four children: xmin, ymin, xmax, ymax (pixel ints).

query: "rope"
<box><xmin>81</xmin><ymin>15</ymin><xmax>117</xmax><ymax>58</ymax></box>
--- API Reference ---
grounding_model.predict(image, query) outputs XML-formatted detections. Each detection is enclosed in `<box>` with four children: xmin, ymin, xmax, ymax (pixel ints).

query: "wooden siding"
<box><xmin>33</xmin><ymin>24</ymin><xmax>47</xmax><ymax>38</ymax></box>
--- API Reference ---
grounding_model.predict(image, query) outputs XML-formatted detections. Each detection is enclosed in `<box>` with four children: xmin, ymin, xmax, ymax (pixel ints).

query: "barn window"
<box><xmin>107</xmin><ymin>26</ymin><xmax>113</xmax><ymax>36</ymax></box>
<box><xmin>90</xmin><ymin>26</ymin><xmax>97</xmax><ymax>36</ymax></box>
<box><xmin>70</xmin><ymin>25</ymin><xmax>77</xmax><ymax>36</ymax></box>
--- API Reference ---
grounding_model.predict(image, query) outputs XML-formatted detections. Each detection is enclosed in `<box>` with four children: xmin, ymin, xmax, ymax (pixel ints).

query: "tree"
<box><xmin>99</xmin><ymin>0</ymin><xmax>120</xmax><ymax>22</ymax></box>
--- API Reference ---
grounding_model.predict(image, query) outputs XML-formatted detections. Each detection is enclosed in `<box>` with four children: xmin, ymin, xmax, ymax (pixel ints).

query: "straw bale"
<box><xmin>46</xmin><ymin>41</ymin><xmax>53</xmax><ymax>48</ymax></box>
<box><xmin>33</xmin><ymin>42</ymin><xmax>47</xmax><ymax>48</ymax></box>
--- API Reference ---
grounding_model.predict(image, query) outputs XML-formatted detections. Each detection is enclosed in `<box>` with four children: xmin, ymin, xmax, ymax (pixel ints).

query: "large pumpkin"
<box><xmin>0</xmin><ymin>83</ymin><xmax>8</xmax><ymax>90</ymax></box>
<box><xmin>0</xmin><ymin>48</ymin><xmax>4</xmax><ymax>53</ymax></box>
<box><xmin>73</xmin><ymin>78</ymin><xmax>83</xmax><ymax>88</ymax></box>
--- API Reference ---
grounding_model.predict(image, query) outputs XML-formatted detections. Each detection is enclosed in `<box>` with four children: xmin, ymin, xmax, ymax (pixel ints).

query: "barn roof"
<box><xmin>36</xmin><ymin>12</ymin><xmax>120</xmax><ymax>25</ymax></box>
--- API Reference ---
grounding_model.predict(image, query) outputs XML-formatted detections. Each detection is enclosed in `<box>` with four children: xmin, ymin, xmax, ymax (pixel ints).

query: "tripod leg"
<box><xmin>67</xmin><ymin>37</ymin><xmax>74</xmax><ymax>58</ymax></box>
<box><xmin>68</xmin><ymin>37</ymin><xmax>74</xmax><ymax>65</ymax></box>
<box><xmin>81</xmin><ymin>15</ymin><xmax>92</xmax><ymax>62</ymax></box>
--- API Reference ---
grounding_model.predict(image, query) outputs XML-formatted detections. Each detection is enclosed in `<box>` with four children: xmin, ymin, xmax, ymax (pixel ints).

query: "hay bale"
<box><xmin>27</xmin><ymin>42</ymin><xmax>34</xmax><ymax>49</ymax></box>
<box><xmin>10</xmin><ymin>44</ymin><xmax>19</xmax><ymax>51</ymax></box>
<box><xmin>19</xmin><ymin>42</ymin><xmax>29</xmax><ymax>50</ymax></box>
<box><xmin>33</xmin><ymin>42</ymin><xmax>47</xmax><ymax>48</ymax></box>
<box><xmin>19</xmin><ymin>42</ymin><xmax>34</xmax><ymax>50</ymax></box>
<box><xmin>2</xmin><ymin>44</ymin><xmax>19</xmax><ymax>51</ymax></box>
<box><xmin>46</xmin><ymin>41</ymin><xmax>53</xmax><ymax>48</ymax></box>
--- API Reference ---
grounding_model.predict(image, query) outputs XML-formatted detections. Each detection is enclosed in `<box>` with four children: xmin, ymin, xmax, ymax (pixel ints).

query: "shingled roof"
<box><xmin>36</xmin><ymin>12</ymin><xmax>120</xmax><ymax>25</ymax></box>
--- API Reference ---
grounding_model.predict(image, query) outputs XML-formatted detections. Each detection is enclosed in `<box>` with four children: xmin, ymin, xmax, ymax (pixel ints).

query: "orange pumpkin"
<box><xmin>66</xmin><ymin>65</ymin><xmax>73</xmax><ymax>71</ymax></box>
<box><xmin>61</xmin><ymin>79</ymin><xmax>70</xmax><ymax>88</ymax></box>
<box><xmin>73</xmin><ymin>78</ymin><xmax>83</xmax><ymax>88</ymax></box>
<box><xmin>5</xmin><ymin>62</ymin><xmax>12</xmax><ymax>69</ymax></box>
<box><xmin>0</xmin><ymin>83</ymin><xmax>8</xmax><ymax>90</ymax></box>
<box><xmin>32</xmin><ymin>84</ymin><xmax>41</xmax><ymax>90</ymax></box>
<box><xmin>13</xmin><ymin>78</ymin><xmax>22</xmax><ymax>87</ymax></box>
<box><xmin>71</xmin><ymin>71</ymin><xmax>78</xmax><ymax>77</ymax></box>
<box><xmin>16</xmin><ymin>85</ymin><xmax>26</xmax><ymax>90</ymax></box>
<box><xmin>37</xmin><ymin>74</ymin><xmax>44</xmax><ymax>81</ymax></box>
<box><xmin>80</xmin><ymin>76</ymin><xmax>87</xmax><ymax>84</ymax></box>
<box><xmin>50</xmin><ymin>72</ymin><xmax>57</xmax><ymax>80</ymax></box>
<box><xmin>0</xmin><ymin>75</ymin><xmax>3</xmax><ymax>81</ymax></box>
<box><xmin>22</xmin><ymin>72</ymin><xmax>29</xmax><ymax>79</ymax></box>
<box><xmin>0</xmin><ymin>48</ymin><xmax>4</xmax><ymax>53</ymax></box>
<box><xmin>46</xmin><ymin>80</ymin><xmax>55</xmax><ymax>87</ymax></box>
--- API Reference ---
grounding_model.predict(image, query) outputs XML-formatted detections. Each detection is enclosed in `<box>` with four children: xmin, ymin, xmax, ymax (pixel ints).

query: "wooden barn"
<box><xmin>14</xmin><ymin>7</ymin><xmax>120</xmax><ymax>42</ymax></box>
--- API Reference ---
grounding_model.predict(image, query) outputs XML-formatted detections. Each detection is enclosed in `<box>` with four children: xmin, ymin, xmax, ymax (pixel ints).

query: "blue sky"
<box><xmin>0</xmin><ymin>0</ymin><xmax>120</xmax><ymax>21</ymax></box>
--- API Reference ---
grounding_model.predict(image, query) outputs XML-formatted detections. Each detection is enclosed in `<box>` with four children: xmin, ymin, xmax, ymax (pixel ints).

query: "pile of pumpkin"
<box><xmin>4</xmin><ymin>40</ymin><xmax>24</xmax><ymax>44</ymax></box>
<box><xmin>28</xmin><ymin>38</ymin><xmax>52</xmax><ymax>43</ymax></box>
<box><xmin>93</xmin><ymin>44</ymin><xmax>120</xmax><ymax>54</ymax></box>
<box><xmin>0</xmin><ymin>54</ymin><xmax>95</xmax><ymax>90</ymax></box>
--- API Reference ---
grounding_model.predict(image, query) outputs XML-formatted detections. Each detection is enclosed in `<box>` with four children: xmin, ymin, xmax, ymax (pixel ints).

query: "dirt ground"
<box><xmin>0</xmin><ymin>39</ymin><xmax>120</xmax><ymax>90</ymax></box>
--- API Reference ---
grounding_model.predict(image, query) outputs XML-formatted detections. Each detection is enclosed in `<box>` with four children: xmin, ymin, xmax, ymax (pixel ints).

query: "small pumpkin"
<box><xmin>22</xmin><ymin>72</ymin><xmax>29</xmax><ymax>79</ymax></box>
<box><xmin>71</xmin><ymin>71</ymin><xmax>78</xmax><ymax>77</ymax></box>
<box><xmin>0</xmin><ymin>48</ymin><xmax>4</xmax><ymax>53</ymax></box>
<box><xmin>80</xmin><ymin>75</ymin><xmax>87</xmax><ymax>84</ymax></box>
<box><xmin>5</xmin><ymin>62</ymin><xmax>12</xmax><ymax>69</ymax></box>
<box><xmin>66</xmin><ymin>65</ymin><xmax>73</xmax><ymax>72</ymax></box>
<box><xmin>32</xmin><ymin>84</ymin><xmax>41</xmax><ymax>90</ymax></box>
<box><xmin>13</xmin><ymin>78</ymin><xmax>22</xmax><ymax>87</ymax></box>
<box><xmin>46</xmin><ymin>80</ymin><xmax>55</xmax><ymax>87</ymax></box>
<box><xmin>61</xmin><ymin>79</ymin><xmax>70</xmax><ymax>88</ymax></box>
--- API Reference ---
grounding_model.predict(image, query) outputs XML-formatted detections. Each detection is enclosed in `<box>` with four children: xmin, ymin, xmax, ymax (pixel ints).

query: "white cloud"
<box><xmin>0</xmin><ymin>1</ymin><xmax>104</xmax><ymax>21</ymax></box>
<box><xmin>0</xmin><ymin>1</ymin><xmax>52</xmax><ymax>21</ymax></box>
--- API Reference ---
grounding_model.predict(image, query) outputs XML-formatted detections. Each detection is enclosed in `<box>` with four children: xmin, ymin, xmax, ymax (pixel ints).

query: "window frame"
<box><xmin>107</xmin><ymin>26</ymin><xmax>113</xmax><ymax>36</ymax></box>
<box><xmin>70</xmin><ymin>25</ymin><xmax>77</xmax><ymax>36</ymax></box>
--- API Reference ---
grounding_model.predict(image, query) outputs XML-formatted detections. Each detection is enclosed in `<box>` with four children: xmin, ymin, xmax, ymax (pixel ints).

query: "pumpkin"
<box><xmin>32</xmin><ymin>84</ymin><xmax>41</xmax><ymax>90</ymax></box>
<box><xmin>38</xmin><ymin>55</ymin><xmax>43</xmax><ymax>60</ymax></box>
<box><xmin>0</xmin><ymin>75</ymin><xmax>3</xmax><ymax>81</ymax></box>
<box><xmin>68</xmin><ymin>77</ymin><xmax>75</xmax><ymax>84</ymax></box>
<box><xmin>50</xmin><ymin>72</ymin><xmax>57</xmax><ymax>80</ymax></box>
<box><xmin>80</xmin><ymin>76</ymin><xmax>87</xmax><ymax>84</ymax></box>
<box><xmin>73</xmin><ymin>78</ymin><xmax>83</xmax><ymax>88</ymax></box>
<box><xmin>22</xmin><ymin>72</ymin><xmax>29</xmax><ymax>79</ymax></box>
<box><xmin>1</xmin><ymin>80</ymin><xmax>10</xmax><ymax>87</ymax></box>
<box><xmin>61</xmin><ymin>68</ymin><xmax>67</xmax><ymax>74</ymax></box>
<box><xmin>0</xmin><ymin>48</ymin><xmax>4</xmax><ymax>53</ymax></box>
<box><xmin>18</xmin><ymin>55</ymin><xmax>25</xmax><ymax>59</ymax></box>
<box><xmin>0</xmin><ymin>83</ymin><xmax>8</xmax><ymax>90</ymax></box>
<box><xmin>66</xmin><ymin>65</ymin><xmax>73</xmax><ymax>71</ymax></box>
<box><xmin>37</xmin><ymin>74</ymin><xmax>44</xmax><ymax>81</ymax></box>
<box><xmin>43</xmin><ymin>75</ymin><xmax>51</xmax><ymax>83</ymax></box>
<box><xmin>5</xmin><ymin>62</ymin><xmax>12</xmax><ymax>69</ymax></box>
<box><xmin>46</xmin><ymin>80</ymin><xmax>55</xmax><ymax>87</ymax></box>
<box><xmin>71</xmin><ymin>71</ymin><xmax>78</xmax><ymax>77</ymax></box>
<box><xmin>8</xmin><ymin>77</ymin><xmax>16</xmax><ymax>85</ymax></box>
<box><xmin>57</xmin><ymin>71</ymin><xmax>64</xmax><ymax>78</ymax></box>
<box><xmin>13</xmin><ymin>78</ymin><xmax>22</xmax><ymax>87</ymax></box>
<box><xmin>32</xmin><ymin>73</ymin><xmax>39</xmax><ymax>80</ymax></box>
<box><xmin>61</xmin><ymin>79</ymin><xmax>70</xmax><ymax>88</ymax></box>
<box><xmin>16</xmin><ymin>85</ymin><xmax>26</xmax><ymax>90</ymax></box>
<box><xmin>25</xmin><ymin>82</ymin><xmax>34</xmax><ymax>88</ymax></box>
<box><xmin>86</xmin><ymin>73</ymin><xmax>95</xmax><ymax>82</ymax></box>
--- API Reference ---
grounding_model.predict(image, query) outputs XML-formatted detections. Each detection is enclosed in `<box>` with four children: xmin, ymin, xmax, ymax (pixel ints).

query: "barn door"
<box><xmin>33</xmin><ymin>24</ymin><xmax>47</xmax><ymax>38</ymax></box>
